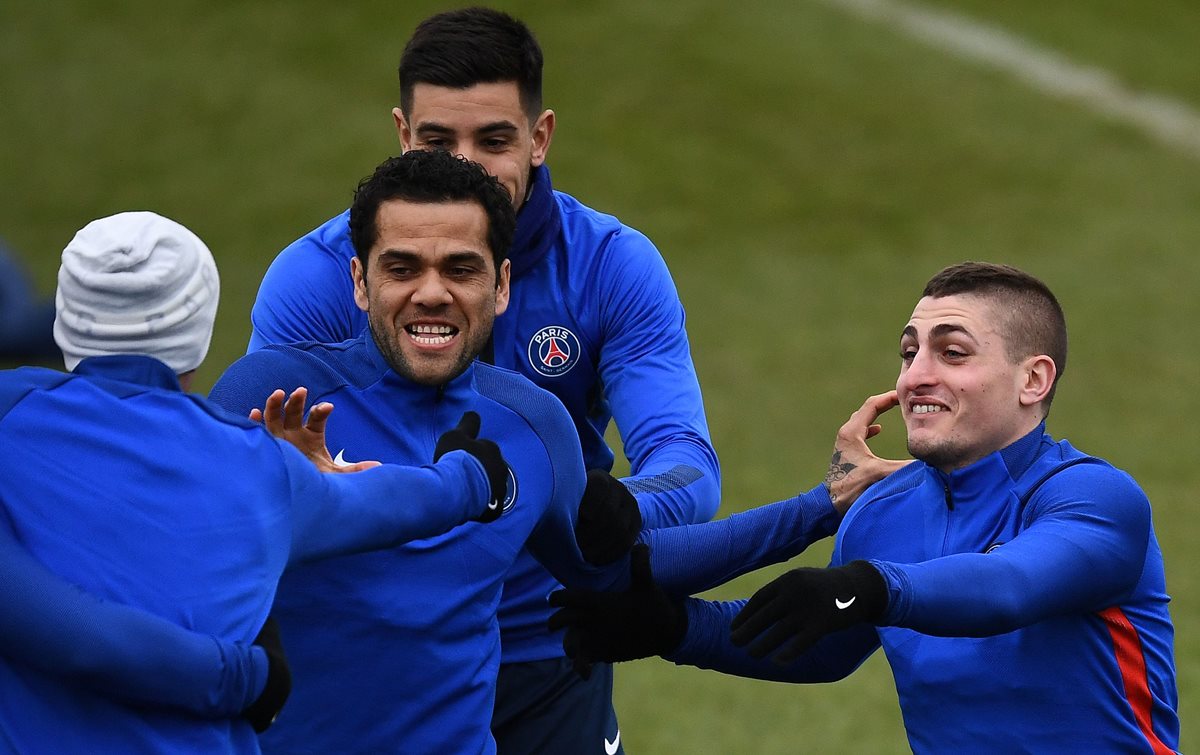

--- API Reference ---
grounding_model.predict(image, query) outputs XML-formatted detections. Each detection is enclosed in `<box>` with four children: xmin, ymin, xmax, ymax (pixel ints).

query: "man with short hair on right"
<box><xmin>551</xmin><ymin>262</ymin><xmax>1180</xmax><ymax>753</ymax></box>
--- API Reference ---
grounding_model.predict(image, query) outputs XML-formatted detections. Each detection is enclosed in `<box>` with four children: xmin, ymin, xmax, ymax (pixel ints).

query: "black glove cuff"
<box><xmin>840</xmin><ymin>560</ymin><xmax>888</xmax><ymax>623</ymax></box>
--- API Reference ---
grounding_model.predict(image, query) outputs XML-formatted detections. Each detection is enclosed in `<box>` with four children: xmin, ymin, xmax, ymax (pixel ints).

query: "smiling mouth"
<box><xmin>406</xmin><ymin>323</ymin><xmax>458</xmax><ymax>345</ymax></box>
<box><xmin>911</xmin><ymin>404</ymin><xmax>945</xmax><ymax>415</ymax></box>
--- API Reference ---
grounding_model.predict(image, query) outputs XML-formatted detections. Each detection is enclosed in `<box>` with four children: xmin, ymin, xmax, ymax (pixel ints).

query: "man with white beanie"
<box><xmin>0</xmin><ymin>211</ymin><xmax>512</xmax><ymax>752</ymax></box>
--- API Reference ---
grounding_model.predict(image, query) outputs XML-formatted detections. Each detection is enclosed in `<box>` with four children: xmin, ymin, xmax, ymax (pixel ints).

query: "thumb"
<box><xmin>456</xmin><ymin>411</ymin><xmax>481</xmax><ymax>439</ymax></box>
<box><xmin>629</xmin><ymin>543</ymin><xmax>652</xmax><ymax>588</ymax></box>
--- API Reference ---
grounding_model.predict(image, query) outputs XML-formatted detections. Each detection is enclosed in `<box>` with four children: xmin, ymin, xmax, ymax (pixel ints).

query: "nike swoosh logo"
<box><xmin>835</xmin><ymin>596</ymin><xmax>856</xmax><ymax>610</ymax></box>
<box><xmin>605</xmin><ymin>730</ymin><xmax>621</xmax><ymax>755</ymax></box>
<box><xmin>332</xmin><ymin>449</ymin><xmax>352</xmax><ymax>467</ymax></box>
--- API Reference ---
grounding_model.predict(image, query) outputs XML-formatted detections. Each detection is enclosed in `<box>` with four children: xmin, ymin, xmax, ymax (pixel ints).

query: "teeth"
<box><xmin>912</xmin><ymin>404</ymin><xmax>943</xmax><ymax>414</ymax></box>
<box><xmin>407</xmin><ymin>324</ymin><xmax>456</xmax><ymax>345</ymax></box>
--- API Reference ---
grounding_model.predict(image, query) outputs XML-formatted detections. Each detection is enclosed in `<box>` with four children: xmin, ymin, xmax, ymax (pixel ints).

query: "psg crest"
<box><xmin>527</xmin><ymin>325</ymin><xmax>580</xmax><ymax>377</ymax></box>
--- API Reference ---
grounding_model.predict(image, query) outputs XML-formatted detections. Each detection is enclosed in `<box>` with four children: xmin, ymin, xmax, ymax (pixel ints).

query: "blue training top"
<box><xmin>0</xmin><ymin>356</ymin><xmax>495</xmax><ymax>752</ymax></box>
<box><xmin>208</xmin><ymin>335</ymin><xmax>631</xmax><ymax>753</ymax></box>
<box><xmin>246</xmin><ymin>165</ymin><xmax>721</xmax><ymax>662</ymax></box>
<box><xmin>669</xmin><ymin>426</ymin><xmax>1179</xmax><ymax>753</ymax></box>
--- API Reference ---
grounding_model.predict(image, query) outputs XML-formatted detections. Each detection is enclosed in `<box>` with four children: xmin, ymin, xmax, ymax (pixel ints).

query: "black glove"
<box><xmin>729</xmin><ymin>560</ymin><xmax>887</xmax><ymax>665</ymax></box>
<box><xmin>548</xmin><ymin>544</ymin><xmax>686</xmax><ymax>679</ymax></box>
<box><xmin>575</xmin><ymin>469</ymin><xmax>642</xmax><ymax>564</ymax></box>
<box><xmin>434</xmin><ymin>411</ymin><xmax>508</xmax><ymax>522</ymax></box>
<box><xmin>242</xmin><ymin>616</ymin><xmax>291</xmax><ymax>733</ymax></box>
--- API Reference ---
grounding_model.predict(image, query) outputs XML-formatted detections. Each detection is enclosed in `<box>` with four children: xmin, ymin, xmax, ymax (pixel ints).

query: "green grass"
<box><xmin>3</xmin><ymin>1</ymin><xmax>1196</xmax><ymax>749</ymax></box>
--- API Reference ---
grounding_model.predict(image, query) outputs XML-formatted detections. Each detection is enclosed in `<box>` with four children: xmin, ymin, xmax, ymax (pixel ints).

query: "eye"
<box><xmin>899</xmin><ymin>347</ymin><xmax>917</xmax><ymax>362</ymax></box>
<box><xmin>482</xmin><ymin>137</ymin><xmax>510</xmax><ymax>151</ymax></box>
<box><xmin>422</xmin><ymin>138</ymin><xmax>451</xmax><ymax>151</ymax></box>
<box><xmin>943</xmin><ymin>348</ymin><xmax>968</xmax><ymax>360</ymax></box>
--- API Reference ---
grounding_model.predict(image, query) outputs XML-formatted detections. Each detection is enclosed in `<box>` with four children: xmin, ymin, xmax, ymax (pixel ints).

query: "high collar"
<box><xmin>73</xmin><ymin>354</ymin><xmax>183</xmax><ymax>391</ymax></box>
<box><xmin>508</xmin><ymin>164</ymin><xmax>561</xmax><ymax>280</ymax></box>
<box><xmin>935</xmin><ymin>422</ymin><xmax>1049</xmax><ymax>491</ymax></box>
<box><xmin>359</xmin><ymin>330</ymin><xmax>477</xmax><ymax>399</ymax></box>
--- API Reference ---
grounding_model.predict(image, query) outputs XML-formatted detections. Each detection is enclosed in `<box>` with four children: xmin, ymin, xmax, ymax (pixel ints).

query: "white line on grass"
<box><xmin>817</xmin><ymin>0</ymin><xmax>1200</xmax><ymax>160</ymax></box>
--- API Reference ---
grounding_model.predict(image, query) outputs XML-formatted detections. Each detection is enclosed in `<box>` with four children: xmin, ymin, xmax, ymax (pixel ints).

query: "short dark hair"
<box><xmin>398</xmin><ymin>7</ymin><xmax>544</xmax><ymax>121</ymax></box>
<box><xmin>922</xmin><ymin>261</ymin><xmax>1068</xmax><ymax>406</ymax></box>
<box><xmin>349</xmin><ymin>150</ymin><xmax>516</xmax><ymax>278</ymax></box>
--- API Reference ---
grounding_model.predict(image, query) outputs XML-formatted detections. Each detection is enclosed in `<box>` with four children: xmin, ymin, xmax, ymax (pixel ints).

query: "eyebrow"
<box><xmin>415</xmin><ymin>121</ymin><xmax>519</xmax><ymax>137</ymax></box>
<box><xmin>900</xmin><ymin>323</ymin><xmax>978</xmax><ymax>341</ymax></box>
<box><xmin>376</xmin><ymin>249</ymin><xmax>489</xmax><ymax>266</ymax></box>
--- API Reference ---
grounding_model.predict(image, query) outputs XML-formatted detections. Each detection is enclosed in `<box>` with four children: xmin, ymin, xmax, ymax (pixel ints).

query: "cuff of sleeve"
<box><xmin>867</xmin><ymin>560</ymin><xmax>912</xmax><ymax>627</ymax></box>
<box><xmin>795</xmin><ymin>483</ymin><xmax>841</xmax><ymax>540</ymax></box>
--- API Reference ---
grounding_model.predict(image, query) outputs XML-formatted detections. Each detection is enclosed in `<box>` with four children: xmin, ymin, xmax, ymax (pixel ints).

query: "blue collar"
<box><xmin>509</xmin><ymin>164</ymin><xmax>561</xmax><ymax>280</ymax></box>
<box><xmin>72</xmin><ymin>355</ymin><xmax>183</xmax><ymax>391</ymax></box>
<box><xmin>936</xmin><ymin>422</ymin><xmax>1049</xmax><ymax>491</ymax></box>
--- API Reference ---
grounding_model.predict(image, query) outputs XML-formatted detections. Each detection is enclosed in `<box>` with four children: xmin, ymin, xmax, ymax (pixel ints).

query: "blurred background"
<box><xmin>3</xmin><ymin>1</ymin><xmax>1196</xmax><ymax>749</ymax></box>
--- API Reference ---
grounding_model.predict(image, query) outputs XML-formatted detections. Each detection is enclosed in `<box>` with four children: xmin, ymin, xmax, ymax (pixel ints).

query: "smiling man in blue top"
<box><xmin>551</xmin><ymin>262</ymin><xmax>1180</xmax><ymax>753</ymax></box>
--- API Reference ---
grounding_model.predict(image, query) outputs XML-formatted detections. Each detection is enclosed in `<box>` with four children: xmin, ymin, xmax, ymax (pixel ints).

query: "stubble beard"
<box><xmin>368</xmin><ymin>310</ymin><xmax>495</xmax><ymax>387</ymax></box>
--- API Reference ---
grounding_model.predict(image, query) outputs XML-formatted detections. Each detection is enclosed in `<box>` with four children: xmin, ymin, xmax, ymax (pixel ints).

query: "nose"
<box><xmin>411</xmin><ymin>270</ymin><xmax>452</xmax><ymax>307</ymax></box>
<box><xmin>897</xmin><ymin>349</ymin><xmax>937</xmax><ymax>395</ymax></box>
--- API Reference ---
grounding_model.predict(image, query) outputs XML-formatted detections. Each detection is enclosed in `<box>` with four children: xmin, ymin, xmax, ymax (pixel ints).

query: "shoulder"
<box><xmin>0</xmin><ymin>367</ymin><xmax>75</xmax><ymax>419</ymax></box>
<box><xmin>554</xmin><ymin>191</ymin><xmax>661</xmax><ymax>264</ymax></box>
<box><xmin>210</xmin><ymin>342</ymin><xmax>361</xmax><ymax>411</ymax></box>
<box><xmin>472</xmin><ymin>362</ymin><xmax>579</xmax><ymax>449</ymax></box>
<box><xmin>1023</xmin><ymin>441</ymin><xmax>1149</xmax><ymax>520</ymax></box>
<box><xmin>272</xmin><ymin>210</ymin><xmax>353</xmax><ymax>266</ymax></box>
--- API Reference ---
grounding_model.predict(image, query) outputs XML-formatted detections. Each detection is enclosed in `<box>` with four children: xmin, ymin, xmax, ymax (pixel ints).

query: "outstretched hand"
<box><xmin>729</xmin><ymin>561</ymin><xmax>887</xmax><ymax>665</ymax></box>
<box><xmin>250</xmin><ymin>387</ymin><xmax>381</xmax><ymax>474</ymax></box>
<box><xmin>824</xmin><ymin>391</ymin><xmax>911</xmax><ymax>513</ymax></box>
<box><xmin>548</xmin><ymin>544</ymin><xmax>686</xmax><ymax>679</ymax></box>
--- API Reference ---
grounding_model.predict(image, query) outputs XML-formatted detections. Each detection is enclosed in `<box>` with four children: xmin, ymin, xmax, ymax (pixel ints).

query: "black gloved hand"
<box><xmin>242</xmin><ymin>616</ymin><xmax>291</xmax><ymax>733</ymax></box>
<box><xmin>548</xmin><ymin>544</ymin><xmax>686</xmax><ymax>679</ymax></box>
<box><xmin>729</xmin><ymin>560</ymin><xmax>887</xmax><ymax>665</ymax></box>
<box><xmin>575</xmin><ymin>469</ymin><xmax>642</xmax><ymax>565</ymax></box>
<box><xmin>434</xmin><ymin>411</ymin><xmax>508</xmax><ymax>522</ymax></box>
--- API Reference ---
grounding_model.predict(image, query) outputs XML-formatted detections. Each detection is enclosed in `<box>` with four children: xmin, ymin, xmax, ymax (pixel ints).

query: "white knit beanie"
<box><xmin>53</xmin><ymin>211</ymin><xmax>220</xmax><ymax>374</ymax></box>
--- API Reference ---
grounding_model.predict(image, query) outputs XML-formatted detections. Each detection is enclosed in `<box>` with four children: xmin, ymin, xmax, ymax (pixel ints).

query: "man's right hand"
<box><xmin>434</xmin><ymin>411</ymin><xmax>509</xmax><ymax>522</ymax></box>
<box><xmin>824</xmin><ymin>391</ymin><xmax>911</xmax><ymax>513</ymax></box>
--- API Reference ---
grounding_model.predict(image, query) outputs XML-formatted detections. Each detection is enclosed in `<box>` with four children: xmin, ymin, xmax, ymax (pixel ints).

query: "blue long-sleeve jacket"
<box><xmin>667</xmin><ymin>427</ymin><xmax>1179</xmax><ymax>753</ymax></box>
<box><xmin>208</xmin><ymin>335</ymin><xmax>631</xmax><ymax>753</ymax></box>
<box><xmin>246</xmin><ymin>165</ymin><xmax>720</xmax><ymax>661</ymax></box>
<box><xmin>0</xmin><ymin>356</ymin><xmax>496</xmax><ymax>752</ymax></box>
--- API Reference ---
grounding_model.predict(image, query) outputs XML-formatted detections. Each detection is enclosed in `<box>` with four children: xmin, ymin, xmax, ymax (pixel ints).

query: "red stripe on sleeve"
<box><xmin>1098</xmin><ymin>606</ymin><xmax>1174</xmax><ymax>755</ymax></box>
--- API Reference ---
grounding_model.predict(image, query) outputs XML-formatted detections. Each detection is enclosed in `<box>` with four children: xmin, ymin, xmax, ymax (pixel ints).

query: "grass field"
<box><xmin>2</xmin><ymin>1</ymin><xmax>1196</xmax><ymax>750</ymax></box>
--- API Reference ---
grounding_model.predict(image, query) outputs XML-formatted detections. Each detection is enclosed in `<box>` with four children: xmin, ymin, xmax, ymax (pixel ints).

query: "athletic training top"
<box><xmin>671</xmin><ymin>426</ymin><xmax>1179</xmax><ymax>753</ymax></box>
<box><xmin>0</xmin><ymin>355</ymin><xmax>494</xmax><ymax>752</ymax></box>
<box><xmin>209</xmin><ymin>335</ymin><xmax>630</xmax><ymax>753</ymax></box>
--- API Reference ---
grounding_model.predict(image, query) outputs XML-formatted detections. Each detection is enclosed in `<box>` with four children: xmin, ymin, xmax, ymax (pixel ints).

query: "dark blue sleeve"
<box><xmin>875</xmin><ymin>463</ymin><xmax>1152</xmax><ymax>635</ymax></box>
<box><xmin>665</xmin><ymin>598</ymin><xmax>879</xmax><ymax>683</ymax></box>
<box><xmin>277</xmin><ymin>441</ymin><xmax>493</xmax><ymax>563</ymax></box>
<box><xmin>246</xmin><ymin>214</ymin><xmax>365</xmax><ymax>352</ymax></box>
<box><xmin>0</xmin><ymin>520</ymin><xmax>266</xmax><ymax>717</ymax></box>
<box><xmin>642</xmin><ymin>484</ymin><xmax>840</xmax><ymax>595</ymax></box>
<box><xmin>595</xmin><ymin>227</ymin><xmax>721</xmax><ymax>528</ymax></box>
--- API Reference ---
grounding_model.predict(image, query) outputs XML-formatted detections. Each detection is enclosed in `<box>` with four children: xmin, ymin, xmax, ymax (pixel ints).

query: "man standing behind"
<box><xmin>0</xmin><ymin>211</ymin><xmax>510</xmax><ymax>751</ymax></box>
<box><xmin>551</xmin><ymin>262</ymin><xmax>1180</xmax><ymax>753</ymax></box>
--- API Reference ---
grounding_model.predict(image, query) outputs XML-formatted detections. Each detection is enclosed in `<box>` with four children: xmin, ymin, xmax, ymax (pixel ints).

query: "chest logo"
<box><xmin>527</xmin><ymin>325</ymin><xmax>581</xmax><ymax>378</ymax></box>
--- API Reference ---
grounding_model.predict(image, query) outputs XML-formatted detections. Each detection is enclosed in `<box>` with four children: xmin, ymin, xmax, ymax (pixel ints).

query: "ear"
<box><xmin>393</xmin><ymin>107</ymin><xmax>412</xmax><ymax>152</ymax></box>
<box><xmin>351</xmin><ymin>256</ymin><xmax>370</xmax><ymax>313</ymax></box>
<box><xmin>1018</xmin><ymin>355</ymin><xmax>1056</xmax><ymax>408</ymax></box>
<box><xmin>494</xmin><ymin>259</ymin><xmax>512</xmax><ymax>316</ymax></box>
<box><xmin>529</xmin><ymin>109</ymin><xmax>555</xmax><ymax>167</ymax></box>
